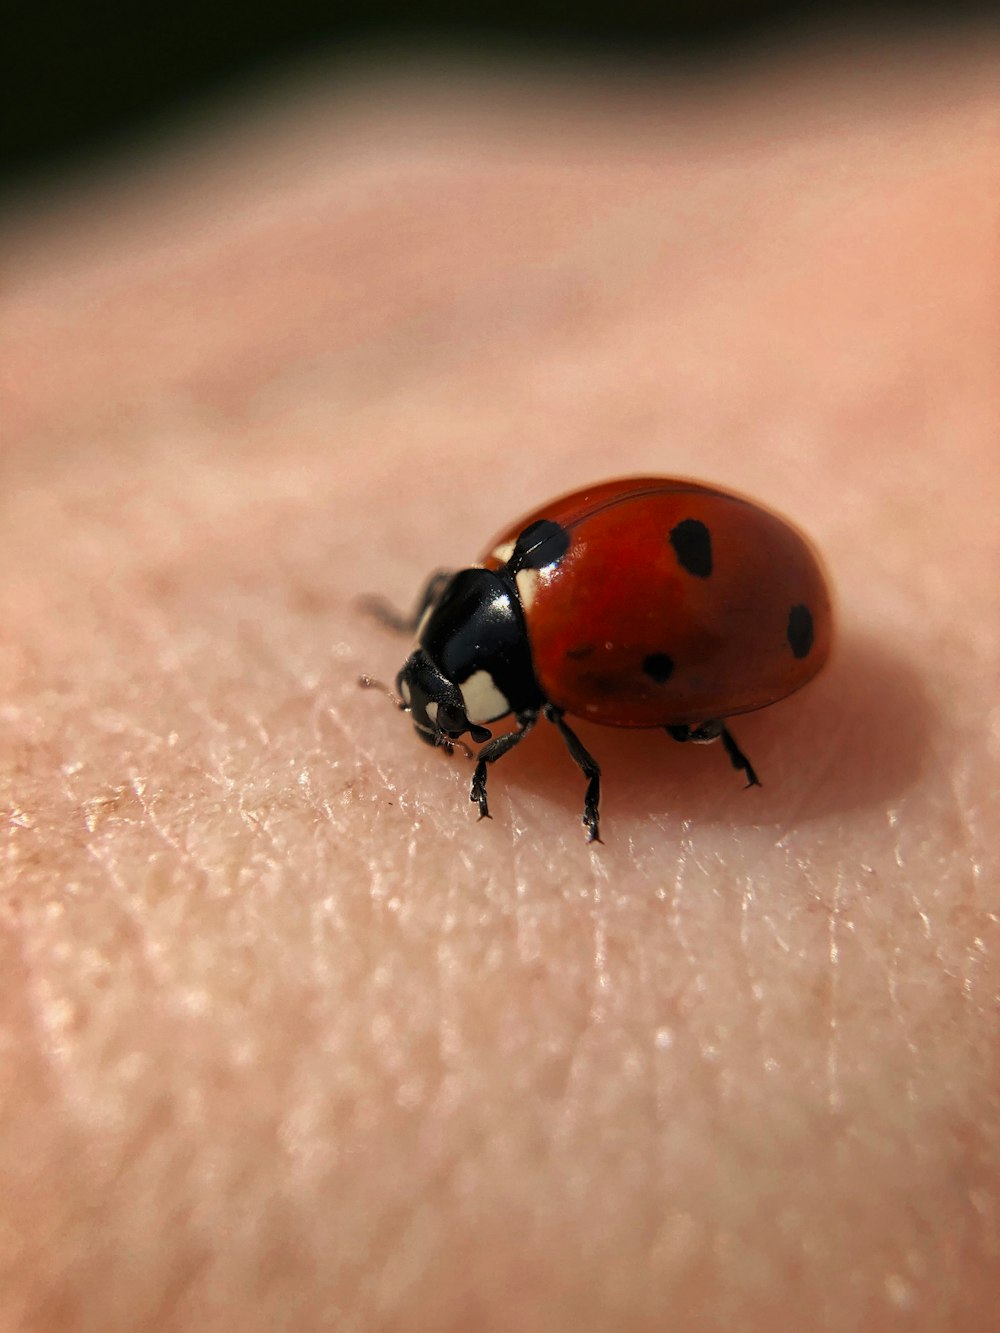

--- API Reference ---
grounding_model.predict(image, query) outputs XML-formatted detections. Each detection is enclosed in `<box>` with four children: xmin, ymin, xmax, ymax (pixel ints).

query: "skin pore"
<box><xmin>2</xmin><ymin>34</ymin><xmax>998</xmax><ymax>1333</ymax></box>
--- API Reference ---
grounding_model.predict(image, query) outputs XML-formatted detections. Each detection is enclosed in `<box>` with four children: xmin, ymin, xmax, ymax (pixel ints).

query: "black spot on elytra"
<box><xmin>787</xmin><ymin>604</ymin><xmax>814</xmax><ymax>659</ymax></box>
<box><xmin>642</xmin><ymin>652</ymin><xmax>675</xmax><ymax>684</ymax></box>
<box><xmin>509</xmin><ymin>519</ymin><xmax>570</xmax><ymax>572</ymax></box>
<box><xmin>669</xmin><ymin>518</ymin><xmax>713</xmax><ymax>578</ymax></box>
<box><xmin>566</xmin><ymin>644</ymin><xmax>594</xmax><ymax>661</ymax></box>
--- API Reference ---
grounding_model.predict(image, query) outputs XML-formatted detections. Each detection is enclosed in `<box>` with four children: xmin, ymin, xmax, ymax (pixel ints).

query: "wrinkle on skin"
<box><xmin>2</xmin><ymin>32</ymin><xmax>1000</xmax><ymax>1333</ymax></box>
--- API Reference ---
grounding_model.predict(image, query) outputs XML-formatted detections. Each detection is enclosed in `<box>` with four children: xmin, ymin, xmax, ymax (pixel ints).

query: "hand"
<box><xmin>3</xmin><ymin>36</ymin><xmax>997</xmax><ymax>1330</ymax></box>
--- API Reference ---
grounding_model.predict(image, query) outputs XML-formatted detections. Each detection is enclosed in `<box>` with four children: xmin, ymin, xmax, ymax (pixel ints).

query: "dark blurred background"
<box><xmin>3</xmin><ymin>1</ymin><xmax>992</xmax><ymax>187</ymax></box>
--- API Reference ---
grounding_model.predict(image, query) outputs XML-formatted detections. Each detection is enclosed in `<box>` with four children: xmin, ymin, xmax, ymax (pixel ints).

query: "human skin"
<box><xmin>1</xmin><ymin>34</ymin><xmax>999</xmax><ymax>1333</ymax></box>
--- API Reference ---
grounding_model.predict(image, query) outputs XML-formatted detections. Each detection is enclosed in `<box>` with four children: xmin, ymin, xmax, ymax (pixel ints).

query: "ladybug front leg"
<box><xmin>358</xmin><ymin>570</ymin><xmax>454</xmax><ymax>634</ymax></box>
<box><xmin>666</xmin><ymin>722</ymin><xmax>761</xmax><ymax>789</ymax></box>
<box><xmin>470</xmin><ymin>712</ymin><xmax>539</xmax><ymax>822</ymax></box>
<box><xmin>545</xmin><ymin>707</ymin><xmax>603</xmax><ymax>843</ymax></box>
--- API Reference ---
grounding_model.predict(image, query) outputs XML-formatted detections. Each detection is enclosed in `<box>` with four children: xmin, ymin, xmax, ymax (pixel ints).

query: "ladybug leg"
<box><xmin>719</xmin><ymin>725</ymin><xmax>761</xmax><ymax>789</ymax></box>
<box><xmin>358</xmin><ymin>570</ymin><xmax>454</xmax><ymax>634</ymax></box>
<box><xmin>470</xmin><ymin>711</ymin><xmax>539</xmax><ymax>822</ymax></box>
<box><xmin>666</xmin><ymin>722</ymin><xmax>761</xmax><ymax>788</ymax></box>
<box><xmin>545</xmin><ymin>706</ymin><xmax>603</xmax><ymax>843</ymax></box>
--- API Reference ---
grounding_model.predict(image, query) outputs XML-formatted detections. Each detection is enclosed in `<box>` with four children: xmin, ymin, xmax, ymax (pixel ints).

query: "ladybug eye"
<box><xmin>436</xmin><ymin>702</ymin><xmax>467</xmax><ymax>734</ymax></box>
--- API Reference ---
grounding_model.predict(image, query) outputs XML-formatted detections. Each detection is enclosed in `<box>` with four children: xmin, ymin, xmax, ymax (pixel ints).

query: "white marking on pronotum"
<box><xmin>460</xmin><ymin>670</ymin><xmax>510</xmax><ymax>724</ymax></box>
<box><xmin>425</xmin><ymin>701</ymin><xmax>439</xmax><ymax>724</ymax></box>
<box><xmin>398</xmin><ymin>678</ymin><xmax>411</xmax><ymax>706</ymax></box>
<box><xmin>492</xmin><ymin>541</ymin><xmax>516</xmax><ymax>564</ymax></box>
<box><xmin>515</xmin><ymin>568</ymin><xmax>540</xmax><ymax>610</ymax></box>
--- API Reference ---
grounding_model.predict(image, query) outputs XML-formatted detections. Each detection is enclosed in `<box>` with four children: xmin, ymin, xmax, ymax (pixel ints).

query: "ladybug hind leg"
<box><xmin>666</xmin><ymin>722</ymin><xmax>761</xmax><ymax>789</ymax></box>
<box><xmin>359</xmin><ymin>569</ymin><xmax>454</xmax><ymax>634</ymax></box>
<box><xmin>720</xmin><ymin>726</ymin><xmax>762</xmax><ymax>788</ymax></box>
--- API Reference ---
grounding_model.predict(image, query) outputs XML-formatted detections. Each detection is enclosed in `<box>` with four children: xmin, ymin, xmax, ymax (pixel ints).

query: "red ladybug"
<box><xmin>366</xmin><ymin>477</ymin><xmax>832</xmax><ymax>841</ymax></box>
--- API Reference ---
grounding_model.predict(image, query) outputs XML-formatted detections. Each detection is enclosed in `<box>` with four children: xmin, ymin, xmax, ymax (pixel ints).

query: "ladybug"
<box><xmin>365</xmin><ymin>477</ymin><xmax>832</xmax><ymax>841</ymax></box>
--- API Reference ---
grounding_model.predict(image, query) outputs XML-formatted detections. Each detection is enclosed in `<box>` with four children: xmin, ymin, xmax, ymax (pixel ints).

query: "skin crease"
<box><xmin>1</xmin><ymin>33</ymin><xmax>999</xmax><ymax>1333</ymax></box>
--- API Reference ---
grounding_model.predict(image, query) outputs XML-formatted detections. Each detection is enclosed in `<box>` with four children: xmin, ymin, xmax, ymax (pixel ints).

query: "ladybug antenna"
<box><xmin>409</xmin><ymin>712</ymin><xmax>474</xmax><ymax>758</ymax></box>
<box><xmin>357</xmin><ymin>674</ymin><xmax>405</xmax><ymax>710</ymax></box>
<box><xmin>435</xmin><ymin>733</ymin><xmax>474</xmax><ymax>759</ymax></box>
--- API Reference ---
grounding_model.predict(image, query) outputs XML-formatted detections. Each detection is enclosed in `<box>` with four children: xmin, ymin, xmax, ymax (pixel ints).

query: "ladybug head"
<box><xmin>396</xmin><ymin>649</ymin><xmax>493</xmax><ymax>747</ymax></box>
<box><xmin>393</xmin><ymin>567</ymin><xmax>543</xmax><ymax>749</ymax></box>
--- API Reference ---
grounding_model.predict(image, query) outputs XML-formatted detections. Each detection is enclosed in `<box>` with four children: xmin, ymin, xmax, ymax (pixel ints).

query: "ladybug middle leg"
<box><xmin>545</xmin><ymin>706</ymin><xmax>603</xmax><ymax>843</ymax></box>
<box><xmin>666</xmin><ymin>722</ymin><xmax>761</xmax><ymax>789</ymax></box>
<box><xmin>358</xmin><ymin>570</ymin><xmax>454</xmax><ymax>634</ymax></box>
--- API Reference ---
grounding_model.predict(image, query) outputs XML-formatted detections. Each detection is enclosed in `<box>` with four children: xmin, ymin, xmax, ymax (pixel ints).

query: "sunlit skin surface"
<box><xmin>2</xmin><ymin>33</ymin><xmax>999</xmax><ymax>1333</ymax></box>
